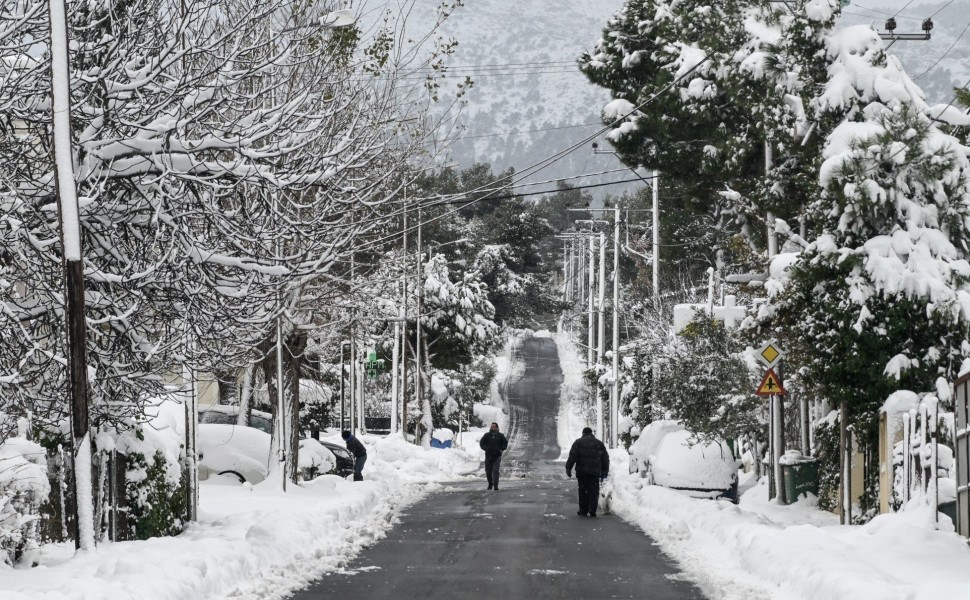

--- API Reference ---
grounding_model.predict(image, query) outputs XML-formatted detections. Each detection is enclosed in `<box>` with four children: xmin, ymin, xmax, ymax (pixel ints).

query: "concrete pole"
<box><xmin>596</xmin><ymin>231</ymin><xmax>606</xmax><ymax>439</ymax></box>
<box><xmin>563</xmin><ymin>240</ymin><xmax>570</xmax><ymax>304</ymax></box>
<box><xmin>773</xmin><ymin>394</ymin><xmax>785</xmax><ymax>504</ymax></box>
<box><xmin>587</xmin><ymin>235</ymin><xmax>595</xmax><ymax>367</ymax></box>
<box><xmin>611</xmin><ymin>206</ymin><xmax>620</xmax><ymax>448</ymax></box>
<box><xmin>401</xmin><ymin>203</ymin><xmax>409</xmax><ymax>439</ymax></box>
<box><xmin>415</xmin><ymin>207</ymin><xmax>424</xmax><ymax>445</ymax></box>
<box><xmin>349</xmin><ymin>259</ymin><xmax>356</xmax><ymax>435</ymax></box>
<box><xmin>358</xmin><ymin>359</ymin><xmax>365</xmax><ymax>432</ymax></box>
<box><xmin>391</xmin><ymin>320</ymin><xmax>400</xmax><ymax>435</ymax></box>
<box><xmin>652</xmin><ymin>171</ymin><xmax>660</xmax><ymax>309</ymax></box>
<box><xmin>276</xmin><ymin>316</ymin><xmax>287</xmax><ymax>492</ymax></box>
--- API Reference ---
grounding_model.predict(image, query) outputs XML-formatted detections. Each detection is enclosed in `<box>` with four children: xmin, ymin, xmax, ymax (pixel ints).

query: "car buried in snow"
<box><xmin>629</xmin><ymin>420</ymin><xmax>741</xmax><ymax>504</ymax></box>
<box><xmin>197</xmin><ymin>406</ymin><xmax>355</xmax><ymax>483</ymax></box>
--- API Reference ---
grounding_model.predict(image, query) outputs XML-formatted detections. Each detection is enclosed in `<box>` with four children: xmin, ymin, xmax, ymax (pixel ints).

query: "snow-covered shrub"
<box><xmin>112</xmin><ymin>412</ymin><xmax>186</xmax><ymax>540</ymax></box>
<box><xmin>0</xmin><ymin>434</ymin><xmax>50</xmax><ymax>564</ymax></box>
<box><xmin>812</xmin><ymin>413</ymin><xmax>841</xmax><ymax>513</ymax></box>
<box><xmin>122</xmin><ymin>449</ymin><xmax>187</xmax><ymax>540</ymax></box>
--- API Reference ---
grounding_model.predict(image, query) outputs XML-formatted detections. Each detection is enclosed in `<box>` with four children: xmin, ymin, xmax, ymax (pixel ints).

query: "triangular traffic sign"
<box><xmin>755</xmin><ymin>368</ymin><xmax>786</xmax><ymax>396</ymax></box>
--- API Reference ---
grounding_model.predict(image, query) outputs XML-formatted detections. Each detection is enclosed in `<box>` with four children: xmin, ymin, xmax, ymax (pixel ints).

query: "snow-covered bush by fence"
<box><xmin>0</xmin><ymin>432</ymin><xmax>49</xmax><ymax>564</ymax></box>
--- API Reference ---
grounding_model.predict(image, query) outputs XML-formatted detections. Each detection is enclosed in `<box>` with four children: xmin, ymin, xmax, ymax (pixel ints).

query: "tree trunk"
<box><xmin>285</xmin><ymin>330</ymin><xmax>308</xmax><ymax>483</ymax></box>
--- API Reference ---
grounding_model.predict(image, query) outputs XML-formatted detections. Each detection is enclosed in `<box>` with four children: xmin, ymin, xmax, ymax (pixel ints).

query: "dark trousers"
<box><xmin>484</xmin><ymin>455</ymin><xmax>502</xmax><ymax>487</ymax></box>
<box><xmin>577</xmin><ymin>475</ymin><xmax>600</xmax><ymax>515</ymax></box>
<box><xmin>353</xmin><ymin>455</ymin><xmax>367</xmax><ymax>481</ymax></box>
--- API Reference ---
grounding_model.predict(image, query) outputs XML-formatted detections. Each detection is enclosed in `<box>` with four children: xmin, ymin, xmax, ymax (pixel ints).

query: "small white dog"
<box><xmin>598</xmin><ymin>478</ymin><xmax>613</xmax><ymax>515</ymax></box>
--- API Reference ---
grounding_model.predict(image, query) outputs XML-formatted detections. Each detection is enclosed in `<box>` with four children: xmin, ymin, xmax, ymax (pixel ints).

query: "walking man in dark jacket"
<box><xmin>342</xmin><ymin>430</ymin><xmax>367</xmax><ymax>481</ymax></box>
<box><xmin>479</xmin><ymin>422</ymin><xmax>509</xmax><ymax>490</ymax></box>
<box><xmin>565</xmin><ymin>427</ymin><xmax>609</xmax><ymax>517</ymax></box>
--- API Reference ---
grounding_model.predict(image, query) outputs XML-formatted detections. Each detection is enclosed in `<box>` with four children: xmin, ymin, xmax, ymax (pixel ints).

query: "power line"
<box><xmin>426</xmin><ymin>121</ymin><xmax>602</xmax><ymax>144</ymax></box>
<box><xmin>843</xmin><ymin>9</ymin><xmax>922</xmax><ymax>22</ymax></box>
<box><xmin>356</xmin><ymin>50</ymin><xmax>717</xmax><ymax>252</ymax></box>
<box><xmin>929</xmin><ymin>1</ymin><xmax>956</xmax><ymax>18</ymax></box>
<box><xmin>893</xmin><ymin>0</ymin><xmax>917</xmax><ymax>18</ymax></box>
<box><xmin>424</xmin><ymin>176</ymin><xmax>644</xmax><ymax>208</ymax></box>
<box><xmin>846</xmin><ymin>3</ymin><xmax>922</xmax><ymax>20</ymax></box>
<box><xmin>913</xmin><ymin>18</ymin><xmax>970</xmax><ymax>79</ymax></box>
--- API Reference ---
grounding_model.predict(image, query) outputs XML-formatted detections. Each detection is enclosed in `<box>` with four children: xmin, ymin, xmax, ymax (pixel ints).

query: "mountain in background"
<box><xmin>397</xmin><ymin>0</ymin><xmax>969</xmax><ymax>200</ymax></box>
<box><xmin>405</xmin><ymin>0</ymin><xmax>630</xmax><ymax>201</ymax></box>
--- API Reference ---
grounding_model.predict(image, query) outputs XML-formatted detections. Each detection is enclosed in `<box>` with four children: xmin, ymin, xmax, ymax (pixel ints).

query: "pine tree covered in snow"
<box><xmin>758</xmin><ymin>104</ymin><xmax>970</xmax><ymax>514</ymax></box>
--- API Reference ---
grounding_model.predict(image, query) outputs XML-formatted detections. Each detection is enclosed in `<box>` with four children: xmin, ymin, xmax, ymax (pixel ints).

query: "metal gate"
<box><xmin>955</xmin><ymin>373</ymin><xmax>970</xmax><ymax>538</ymax></box>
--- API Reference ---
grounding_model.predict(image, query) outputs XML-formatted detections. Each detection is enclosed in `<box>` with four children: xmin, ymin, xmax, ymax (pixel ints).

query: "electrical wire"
<box><xmin>912</xmin><ymin>18</ymin><xmax>970</xmax><ymax>79</ymax></box>
<box><xmin>892</xmin><ymin>0</ymin><xmax>917</xmax><ymax>18</ymax></box>
<box><xmin>929</xmin><ymin>0</ymin><xmax>956</xmax><ymax>18</ymax></box>
<box><xmin>353</xmin><ymin>51</ymin><xmax>717</xmax><ymax>254</ymax></box>
<box><xmin>422</xmin><ymin>121</ymin><xmax>602</xmax><ymax>144</ymax></box>
<box><xmin>846</xmin><ymin>3</ymin><xmax>922</xmax><ymax>20</ymax></box>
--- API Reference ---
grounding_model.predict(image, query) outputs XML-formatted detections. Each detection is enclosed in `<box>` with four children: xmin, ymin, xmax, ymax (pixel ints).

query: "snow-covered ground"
<box><xmin>552</xmin><ymin>330</ymin><xmax>970</xmax><ymax>599</ymax></box>
<box><xmin>609</xmin><ymin>460</ymin><xmax>970</xmax><ymax>600</ymax></box>
<box><xmin>2</xmin><ymin>434</ymin><xmax>479</xmax><ymax>600</ymax></box>
<box><xmin>1</xmin><ymin>333</ymin><xmax>523</xmax><ymax>600</ymax></box>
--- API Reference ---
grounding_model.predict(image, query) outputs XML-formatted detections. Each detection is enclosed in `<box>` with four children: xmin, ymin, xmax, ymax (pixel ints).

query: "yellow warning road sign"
<box><xmin>755</xmin><ymin>368</ymin><xmax>786</xmax><ymax>396</ymax></box>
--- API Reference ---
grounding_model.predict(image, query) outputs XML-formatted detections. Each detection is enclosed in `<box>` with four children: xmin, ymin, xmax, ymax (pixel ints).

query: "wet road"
<box><xmin>291</xmin><ymin>335</ymin><xmax>703</xmax><ymax>600</ymax></box>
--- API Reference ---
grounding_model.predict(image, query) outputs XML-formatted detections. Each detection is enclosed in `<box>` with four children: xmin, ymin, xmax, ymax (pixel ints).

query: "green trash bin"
<box><xmin>780</xmin><ymin>455</ymin><xmax>820</xmax><ymax>505</ymax></box>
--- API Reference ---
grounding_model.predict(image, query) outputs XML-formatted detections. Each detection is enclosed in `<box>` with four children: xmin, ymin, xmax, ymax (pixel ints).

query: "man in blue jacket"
<box><xmin>565</xmin><ymin>427</ymin><xmax>609</xmax><ymax>517</ymax></box>
<box><xmin>342</xmin><ymin>430</ymin><xmax>367</xmax><ymax>481</ymax></box>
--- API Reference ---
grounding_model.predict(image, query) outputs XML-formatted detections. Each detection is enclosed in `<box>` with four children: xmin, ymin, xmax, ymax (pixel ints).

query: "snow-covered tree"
<box><xmin>0</xmin><ymin>0</ymin><xmax>465</xmax><ymax>548</ymax></box>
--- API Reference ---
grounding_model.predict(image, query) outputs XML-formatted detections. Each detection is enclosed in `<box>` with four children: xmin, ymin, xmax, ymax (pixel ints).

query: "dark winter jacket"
<box><xmin>566</xmin><ymin>433</ymin><xmax>609</xmax><ymax>478</ymax></box>
<box><xmin>479</xmin><ymin>431</ymin><xmax>509</xmax><ymax>458</ymax></box>
<box><xmin>345</xmin><ymin>435</ymin><xmax>367</xmax><ymax>458</ymax></box>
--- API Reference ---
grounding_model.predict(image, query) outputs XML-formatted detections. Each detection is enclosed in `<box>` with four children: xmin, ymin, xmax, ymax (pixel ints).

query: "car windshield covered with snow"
<box><xmin>198</xmin><ymin>405</ymin><xmax>272</xmax><ymax>434</ymax></box>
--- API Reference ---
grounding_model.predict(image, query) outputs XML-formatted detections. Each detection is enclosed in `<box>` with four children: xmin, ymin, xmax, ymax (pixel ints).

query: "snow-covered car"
<box><xmin>630</xmin><ymin>420</ymin><xmax>740</xmax><ymax>504</ymax></box>
<box><xmin>198</xmin><ymin>404</ymin><xmax>273</xmax><ymax>434</ymax></box>
<box><xmin>197</xmin><ymin>424</ymin><xmax>339</xmax><ymax>484</ymax></box>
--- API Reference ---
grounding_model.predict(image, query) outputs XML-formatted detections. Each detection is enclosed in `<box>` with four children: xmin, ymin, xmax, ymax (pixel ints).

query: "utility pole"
<box><xmin>391</xmin><ymin>307</ymin><xmax>400</xmax><ymax>436</ymax></box>
<box><xmin>339</xmin><ymin>341</ymin><xmax>347</xmax><ymax>429</ymax></box>
<box><xmin>611</xmin><ymin>206</ymin><xmax>620</xmax><ymax>448</ymax></box>
<box><xmin>275</xmin><ymin>315</ymin><xmax>287</xmax><ymax>491</ymax></box>
<box><xmin>49</xmin><ymin>0</ymin><xmax>94</xmax><ymax>551</ymax></box>
<box><xmin>349</xmin><ymin>257</ymin><xmax>356</xmax><ymax>435</ymax></box>
<box><xmin>587</xmin><ymin>234</ymin><xmax>595</xmax><ymax>367</ymax></box>
<box><xmin>596</xmin><ymin>230</ymin><xmax>606</xmax><ymax>439</ymax></box>
<box><xmin>401</xmin><ymin>195</ymin><xmax>409</xmax><ymax>439</ymax></box>
<box><xmin>415</xmin><ymin>206</ymin><xmax>425</xmax><ymax>446</ymax></box>
<box><xmin>652</xmin><ymin>170</ymin><xmax>660</xmax><ymax>309</ymax></box>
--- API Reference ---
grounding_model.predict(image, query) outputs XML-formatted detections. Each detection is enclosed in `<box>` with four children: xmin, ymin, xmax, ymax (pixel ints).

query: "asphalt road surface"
<box><xmin>291</xmin><ymin>336</ymin><xmax>703</xmax><ymax>600</ymax></box>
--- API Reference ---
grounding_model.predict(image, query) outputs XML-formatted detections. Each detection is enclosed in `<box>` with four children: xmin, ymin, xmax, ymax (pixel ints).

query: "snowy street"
<box><xmin>291</xmin><ymin>335</ymin><xmax>702</xmax><ymax>599</ymax></box>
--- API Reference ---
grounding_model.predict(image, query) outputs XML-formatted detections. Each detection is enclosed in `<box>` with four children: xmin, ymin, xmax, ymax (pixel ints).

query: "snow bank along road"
<box><xmin>292</xmin><ymin>336</ymin><xmax>702</xmax><ymax>599</ymax></box>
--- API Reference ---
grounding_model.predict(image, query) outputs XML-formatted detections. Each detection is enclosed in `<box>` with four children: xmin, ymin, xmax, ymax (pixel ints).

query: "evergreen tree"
<box><xmin>761</xmin><ymin>105</ymin><xmax>970</xmax><ymax>515</ymax></box>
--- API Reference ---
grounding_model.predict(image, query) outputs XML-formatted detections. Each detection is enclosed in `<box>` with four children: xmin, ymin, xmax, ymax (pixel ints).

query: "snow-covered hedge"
<box><xmin>0</xmin><ymin>434</ymin><xmax>49</xmax><ymax>565</ymax></box>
